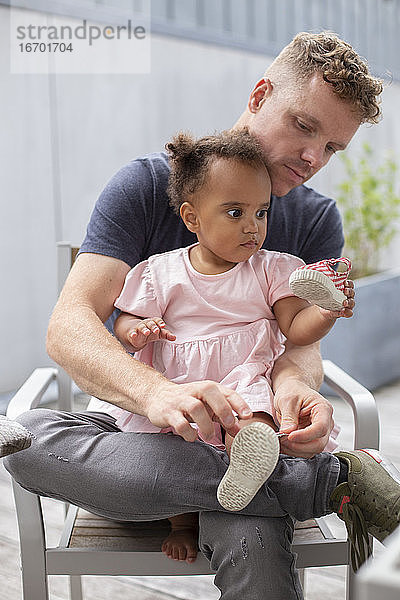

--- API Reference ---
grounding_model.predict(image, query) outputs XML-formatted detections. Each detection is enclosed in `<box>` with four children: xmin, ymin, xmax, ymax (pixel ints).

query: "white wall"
<box><xmin>1</xmin><ymin>5</ymin><xmax>400</xmax><ymax>391</ymax></box>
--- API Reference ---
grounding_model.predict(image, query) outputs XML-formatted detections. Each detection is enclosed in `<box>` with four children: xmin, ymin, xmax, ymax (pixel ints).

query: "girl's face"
<box><xmin>180</xmin><ymin>158</ymin><xmax>271</xmax><ymax>274</ymax></box>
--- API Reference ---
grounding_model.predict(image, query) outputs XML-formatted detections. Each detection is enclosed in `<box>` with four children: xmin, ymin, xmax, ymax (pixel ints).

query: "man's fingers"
<box><xmin>195</xmin><ymin>382</ymin><xmax>252</xmax><ymax>431</ymax></box>
<box><xmin>278</xmin><ymin>410</ymin><xmax>299</xmax><ymax>434</ymax></box>
<box><xmin>286</xmin><ymin>422</ymin><xmax>326</xmax><ymax>444</ymax></box>
<box><xmin>225</xmin><ymin>389</ymin><xmax>253</xmax><ymax>421</ymax></box>
<box><xmin>182</xmin><ymin>398</ymin><xmax>216</xmax><ymax>440</ymax></box>
<box><xmin>169</xmin><ymin>414</ymin><xmax>198</xmax><ymax>442</ymax></box>
<box><xmin>285</xmin><ymin>402</ymin><xmax>333</xmax><ymax>444</ymax></box>
<box><xmin>148</xmin><ymin>381</ymin><xmax>249</xmax><ymax>442</ymax></box>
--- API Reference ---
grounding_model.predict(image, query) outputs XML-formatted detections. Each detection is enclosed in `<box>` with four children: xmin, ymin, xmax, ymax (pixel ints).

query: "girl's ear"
<box><xmin>180</xmin><ymin>202</ymin><xmax>200</xmax><ymax>233</ymax></box>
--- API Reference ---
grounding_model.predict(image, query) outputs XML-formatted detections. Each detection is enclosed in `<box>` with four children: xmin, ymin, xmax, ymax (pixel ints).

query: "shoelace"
<box><xmin>341</xmin><ymin>502</ymin><xmax>373</xmax><ymax>571</ymax></box>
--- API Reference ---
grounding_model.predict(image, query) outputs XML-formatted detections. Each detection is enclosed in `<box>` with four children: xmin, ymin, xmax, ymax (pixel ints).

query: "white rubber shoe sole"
<box><xmin>289</xmin><ymin>268</ymin><xmax>346</xmax><ymax>311</ymax></box>
<box><xmin>0</xmin><ymin>415</ymin><xmax>32</xmax><ymax>458</ymax></box>
<box><xmin>217</xmin><ymin>422</ymin><xmax>280</xmax><ymax>512</ymax></box>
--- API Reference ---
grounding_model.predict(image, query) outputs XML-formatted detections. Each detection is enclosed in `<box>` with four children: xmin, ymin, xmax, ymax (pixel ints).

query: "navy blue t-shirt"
<box><xmin>80</xmin><ymin>152</ymin><xmax>344</xmax><ymax>267</ymax></box>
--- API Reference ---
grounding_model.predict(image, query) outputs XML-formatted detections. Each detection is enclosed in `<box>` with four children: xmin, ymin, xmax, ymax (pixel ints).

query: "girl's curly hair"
<box><xmin>166</xmin><ymin>128</ymin><xmax>267</xmax><ymax>215</ymax></box>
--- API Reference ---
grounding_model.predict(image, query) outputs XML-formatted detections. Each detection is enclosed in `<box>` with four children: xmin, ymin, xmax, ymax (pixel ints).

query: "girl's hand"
<box><xmin>114</xmin><ymin>313</ymin><xmax>176</xmax><ymax>352</ymax></box>
<box><xmin>320</xmin><ymin>279</ymin><xmax>356</xmax><ymax>320</ymax></box>
<box><xmin>340</xmin><ymin>279</ymin><xmax>356</xmax><ymax>318</ymax></box>
<box><xmin>129</xmin><ymin>317</ymin><xmax>176</xmax><ymax>350</ymax></box>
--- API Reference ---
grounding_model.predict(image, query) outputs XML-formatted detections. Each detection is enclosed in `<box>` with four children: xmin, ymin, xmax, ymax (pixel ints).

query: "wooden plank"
<box><xmin>69</xmin><ymin>509</ymin><xmax>324</xmax><ymax>550</ymax></box>
<box><xmin>295</xmin><ymin>519</ymin><xmax>319</xmax><ymax>529</ymax></box>
<box><xmin>70</xmin><ymin>510</ymin><xmax>171</xmax><ymax>550</ymax></box>
<box><xmin>294</xmin><ymin>528</ymin><xmax>325</xmax><ymax>543</ymax></box>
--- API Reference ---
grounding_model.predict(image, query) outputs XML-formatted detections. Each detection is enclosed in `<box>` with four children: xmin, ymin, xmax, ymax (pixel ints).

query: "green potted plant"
<box><xmin>321</xmin><ymin>143</ymin><xmax>400</xmax><ymax>390</ymax></box>
<box><xmin>336</xmin><ymin>142</ymin><xmax>400</xmax><ymax>278</ymax></box>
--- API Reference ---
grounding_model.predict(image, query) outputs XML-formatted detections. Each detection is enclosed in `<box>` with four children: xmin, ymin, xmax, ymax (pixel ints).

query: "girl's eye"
<box><xmin>227</xmin><ymin>209</ymin><xmax>242</xmax><ymax>218</ymax></box>
<box><xmin>256</xmin><ymin>209</ymin><xmax>268</xmax><ymax>219</ymax></box>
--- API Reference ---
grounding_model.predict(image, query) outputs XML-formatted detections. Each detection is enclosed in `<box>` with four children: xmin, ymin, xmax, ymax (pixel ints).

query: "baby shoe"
<box><xmin>217</xmin><ymin>422</ymin><xmax>280</xmax><ymax>511</ymax></box>
<box><xmin>0</xmin><ymin>415</ymin><xmax>32</xmax><ymax>458</ymax></box>
<box><xmin>289</xmin><ymin>257</ymin><xmax>352</xmax><ymax>311</ymax></box>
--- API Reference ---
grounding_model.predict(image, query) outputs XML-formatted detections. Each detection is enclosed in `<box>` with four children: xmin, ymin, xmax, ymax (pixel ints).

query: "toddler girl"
<box><xmin>111</xmin><ymin>129</ymin><xmax>354</xmax><ymax>563</ymax></box>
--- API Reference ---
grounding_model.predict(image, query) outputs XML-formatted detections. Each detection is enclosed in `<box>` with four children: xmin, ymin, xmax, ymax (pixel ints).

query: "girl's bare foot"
<box><xmin>162</xmin><ymin>513</ymin><xmax>199</xmax><ymax>564</ymax></box>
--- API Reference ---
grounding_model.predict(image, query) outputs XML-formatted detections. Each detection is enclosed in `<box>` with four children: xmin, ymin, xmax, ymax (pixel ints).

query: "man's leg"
<box><xmin>3</xmin><ymin>409</ymin><xmax>338</xmax><ymax>521</ymax></box>
<box><xmin>199</xmin><ymin>511</ymin><xmax>303</xmax><ymax>600</ymax></box>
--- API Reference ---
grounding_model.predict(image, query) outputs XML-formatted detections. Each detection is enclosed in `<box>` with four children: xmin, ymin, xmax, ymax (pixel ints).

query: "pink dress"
<box><xmin>88</xmin><ymin>245</ymin><xmax>340</xmax><ymax>450</ymax></box>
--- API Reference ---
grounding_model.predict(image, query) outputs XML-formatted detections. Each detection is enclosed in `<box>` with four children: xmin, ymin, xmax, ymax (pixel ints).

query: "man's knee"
<box><xmin>199</xmin><ymin>512</ymin><xmax>301</xmax><ymax>599</ymax></box>
<box><xmin>3</xmin><ymin>408</ymin><xmax>68</xmax><ymax>491</ymax></box>
<box><xmin>199</xmin><ymin>511</ymin><xmax>294</xmax><ymax>561</ymax></box>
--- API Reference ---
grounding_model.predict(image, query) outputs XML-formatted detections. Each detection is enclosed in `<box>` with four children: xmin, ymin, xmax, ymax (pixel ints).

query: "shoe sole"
<box><xmin>0</xmin><ymin>417</ymin><xmax>32</xmax><ymax>458</ymax></box>
<box><xmin>289</xmin><ymin>268</ymin><xmax>346</xmax><ymax>311</ymax></box>
<box><xmin>217</xmin><ymin>422</ymin><xmax>279</xmax><ymax>512</ymax></box>
<box><xmin>0</xmin><ymin>437</ymin><xmax>31</xmax><ymax>458</ymax></box>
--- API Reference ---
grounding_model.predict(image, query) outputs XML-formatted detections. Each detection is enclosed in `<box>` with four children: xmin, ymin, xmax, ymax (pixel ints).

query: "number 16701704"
<box><xmin>18</xmin><ymin>42</ymin><xmax>73</xmax><ymax>52</ymax></box>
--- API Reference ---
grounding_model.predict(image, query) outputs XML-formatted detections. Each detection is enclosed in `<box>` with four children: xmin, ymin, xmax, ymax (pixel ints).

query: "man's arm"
<box><xmin>271</xmin><ymin>340</ymin><xmax>334</xmax><ymax>458</ymax></box>
<box><xmin>47</xmin><ymin>252</ymin><xmax>159</xmax><ymax>409</ymax></box>
<box><xmin>46</xmin><ymin>253</ymin><xmax>252</xmax><ymax>441</ymax></box>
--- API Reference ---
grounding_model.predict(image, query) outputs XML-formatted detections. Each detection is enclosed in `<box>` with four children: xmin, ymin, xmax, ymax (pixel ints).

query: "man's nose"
<box><xmin>300</xmin><ymin>143</ymin><xmax>328</xmax><ymax>172</ymax></box>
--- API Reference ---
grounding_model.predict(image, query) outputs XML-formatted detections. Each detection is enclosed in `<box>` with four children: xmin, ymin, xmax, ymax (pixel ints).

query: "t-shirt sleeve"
<box><xmin>114</xmin><ymin>261</ymin><xmax>162</xmax><ymax>317</ymax></box>
<box><xmin>79</xmin><ymin>160</ymin><xmax>154</xmax><ymax>268</ymax></box>
<box><xmin>266</xmin><ymin>253</ymin><xmax>305</xmax><ymax>308</ymax></box>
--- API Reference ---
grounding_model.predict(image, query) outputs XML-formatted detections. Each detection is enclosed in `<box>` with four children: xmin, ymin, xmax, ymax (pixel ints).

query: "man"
<box><xmin>6</xmin><ymin>32</ymin><xmax>395</xmax><ymax>599</ymax></box>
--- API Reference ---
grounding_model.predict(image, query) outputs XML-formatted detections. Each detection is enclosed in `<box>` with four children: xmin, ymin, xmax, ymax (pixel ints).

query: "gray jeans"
<box><xmin>4</xmin><ymin>409</ymin><xmax>340</xmax><ymax>600</ymax></box>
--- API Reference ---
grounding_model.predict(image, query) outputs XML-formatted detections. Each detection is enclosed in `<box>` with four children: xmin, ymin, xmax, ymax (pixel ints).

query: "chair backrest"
<box><xmin>56</xmin><ymin>242</ymin><xmax>80</xmax><ymax>412</ymax></box>
<box><xmin>57</xmin><ymin>242</ymin><xmax>79</xmax><ymax>293</ymax></box>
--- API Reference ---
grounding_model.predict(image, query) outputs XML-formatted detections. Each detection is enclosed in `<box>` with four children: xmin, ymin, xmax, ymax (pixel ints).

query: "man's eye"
<box><xmin>256</xmin><ymin>209</ymin><xmax>268</xmax><ymax>218</ymax></box>
<box><xmin>227</xmin><ymin>209</ymin><xmax>242</xmax><ymax>218</ymax></box>
<box><xmin>326</xmin><ymin>145</ymin><xmax>337</xmax><ymax>154</ymax></box>
<box><xmin>297</xmin><ymin>120</ymin><xmax>310</xmax><ymax>132</ymax></box>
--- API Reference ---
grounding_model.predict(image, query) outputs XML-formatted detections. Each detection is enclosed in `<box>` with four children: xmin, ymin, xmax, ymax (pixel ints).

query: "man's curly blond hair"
<box><xmin>267</xmin><ymin>31</ymin><xmax>383</xmax><ymax>124</ymax></box>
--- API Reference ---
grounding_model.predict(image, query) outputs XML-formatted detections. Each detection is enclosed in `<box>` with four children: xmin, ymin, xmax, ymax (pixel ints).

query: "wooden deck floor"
<box><xmin>1</xmin><ymin>377</ymin><xmax>400</xmax><ymax>599</ymax></box>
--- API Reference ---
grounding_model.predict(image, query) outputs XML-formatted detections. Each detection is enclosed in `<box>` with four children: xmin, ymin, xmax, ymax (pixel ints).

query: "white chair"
<box><xmin>6</xmin><ymin>242</ymin><xmax>380</xmax><ymax>600</ymax></box>
<box><xmin>355</xmin><ymin>528</ymin><xmax>400</xmax><ymax>600</ymax></box>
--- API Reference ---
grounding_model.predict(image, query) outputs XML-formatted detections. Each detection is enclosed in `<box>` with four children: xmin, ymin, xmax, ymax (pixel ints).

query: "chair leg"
<box><xmin>298</xmin><ymin>568</ymin><xmax>306</xmax><ymax>593</ymax></box>
<box><xmin>346</xmin><ymin>564</ymin><xmax>355</xmax><ymax>600</ymax></box>
<box><xmin>21</xmin><ymin>566</ymin><xmax>48</xmax><ymax>600</ymax></box>
<box><xmin>12</xmin><ymin>481</ymin><xmax>49</xmax><ymax>600</ymax></box>
<box><xmin>69</xmin><ymin>575</ymin><xmax>83</xmax><ymax>600</ymax></box>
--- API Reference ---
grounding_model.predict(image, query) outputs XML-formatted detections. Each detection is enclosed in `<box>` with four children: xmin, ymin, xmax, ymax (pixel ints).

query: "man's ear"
<box><xmin>248</xmin><ymin>78</ymin><xmax>273</xmax><ymax>113</ymax></box>
<box><xmin>180</xmin><ymin>202</ymin><xmax>199</xmax><ymax>233</ymax></box>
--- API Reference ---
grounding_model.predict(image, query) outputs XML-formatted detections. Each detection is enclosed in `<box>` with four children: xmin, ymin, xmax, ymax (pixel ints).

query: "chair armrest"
<box><xmin>323</xmin><ymin>360</ymin><xmax>379</xmax><ymax>450</ymax></box>
<box><xmin>6</xmin><ymin>368</ymin><xmax>58</xmax><ymax>419</ymax></box>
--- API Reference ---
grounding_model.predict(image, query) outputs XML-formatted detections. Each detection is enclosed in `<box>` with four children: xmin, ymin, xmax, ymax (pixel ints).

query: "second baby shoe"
<box><xmin>289</xmin><ymin>257</ymin><xmax>352</xmax><ymax>311</ymax></box>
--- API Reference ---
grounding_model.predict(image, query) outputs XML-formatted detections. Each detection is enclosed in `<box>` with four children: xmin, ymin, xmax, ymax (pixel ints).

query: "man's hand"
<box><xmin>145</xmin><ymin>380</ymin><xmax>254</xmax><ymax>442</ymax></box>
<box><xmin>274</xmin><ymin>378</ymin><xmax>334</xmax><ymax>458</ymax></box>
